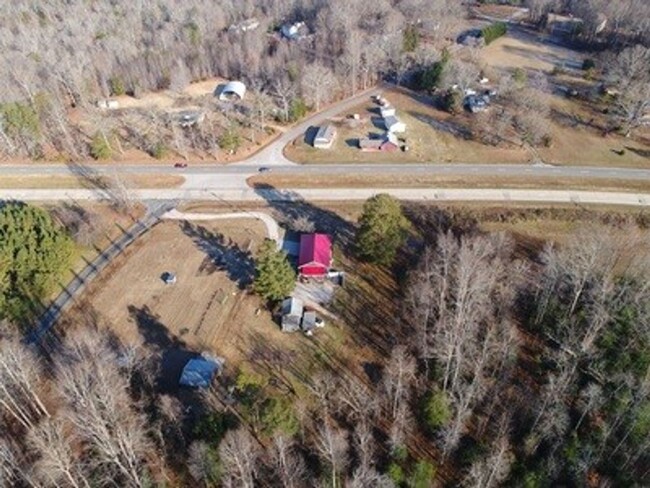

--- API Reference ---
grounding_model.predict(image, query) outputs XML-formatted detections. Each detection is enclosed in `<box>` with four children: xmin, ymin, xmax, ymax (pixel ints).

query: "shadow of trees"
<box><xmin>180</xmin><ymin>221</ymin><xmax>255</xmax><ymax>289</ymax></box>
<box><xmin>250</xmin><ymin>183</ymin><xmax>357</xmax><ymax>253</ymax></box>
<box><xmin>128</xmin><ymin>304</ymin><xmax>197</xmax><ymax>393</ymax></box>
<box><xmin>625</xmin><ymin>146</ymin><xmax>650</xmax><ymax>159</ymax></box>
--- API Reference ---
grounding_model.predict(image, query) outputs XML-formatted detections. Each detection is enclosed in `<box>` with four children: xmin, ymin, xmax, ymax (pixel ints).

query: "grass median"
<box><xmin>0</xmin><ymin>174</ymin><xmax>185</xmax><ymax>189</ymax></box>
<box><xmin>247</xmin><ymin>173</ymin><xmax>650</xmax><ymax>193</ymax></box>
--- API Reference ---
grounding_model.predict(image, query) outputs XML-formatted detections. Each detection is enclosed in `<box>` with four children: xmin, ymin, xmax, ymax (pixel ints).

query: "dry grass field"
<box><xmin>285</xmin><ymin>85</ymin><xmax>650</xmax><ymax>168</ymax></box>
<box><xmin>64</xmin><ymin>220</ymin><xmax>279</xmax><ymax>363</ymax></box>
<box><xmin>480</xmin><ymin>32</ymin><xmax>650</xmax><ymax>167</ymax></box>
<box><xmin>480</xmin><ymin>30</ymin><xmax>583</xmax><ymax>73</ymax></box>
<box><xmin>248</xmin><ymin>173</ymin><xmax>650</xmax><ymax>192</ymax></box>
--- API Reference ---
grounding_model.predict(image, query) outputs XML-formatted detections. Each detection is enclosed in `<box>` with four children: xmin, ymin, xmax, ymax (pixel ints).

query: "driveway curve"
<box><xmin>162</xmin><ymin>209</ymin><xmax>281</xmax><ymax>246</ymax></box>
<box><xmin>241</xmin><ymin>86</ymin><xmax>382</xmax><ymax>167</ymax></box>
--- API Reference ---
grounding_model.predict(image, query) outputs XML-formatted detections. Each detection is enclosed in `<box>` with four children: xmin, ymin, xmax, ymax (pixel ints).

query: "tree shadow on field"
<box><xmin>240</xmin><ymin>332</ymin><xmax>304</xmax><ymax>395</ymax></box>
<box><xmin>250</xmin><ymin>183</ymin><xmax>356</xmax><ymax>253</ymax></box>
<box><xmin>625</xmin><ymin>146</ymin><xmax>650</xmax><ymax>159</ymax></box>
<box><xmin>128</xmin><ymin>305</ymin><xmax>197</xmax><ymax>392</ymax></box>
<box><xmin>180</xmin><ymin>221</ymin><xmax>255</xmax><ymax>289</ymax></box>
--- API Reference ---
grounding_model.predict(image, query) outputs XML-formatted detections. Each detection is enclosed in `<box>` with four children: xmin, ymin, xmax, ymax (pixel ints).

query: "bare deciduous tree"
<box><xmin>463</xmin><ymin>432</ymin><xmax>513</xmax><ymax>488</ymax></box>
<box><xmin>313</xmin><ymin>420</ymin><xmax>348</xmax><ymax>488</ymax></box>
<box><xmin>381</xmin><ymin>345</ymin><xmax>416</xmax><ymax>420</ymax></box>
<box><xmin>218</xmin><ymin>428</ymin><xmax>259</xmax><ymax>488</ymax></box>
<box><xmin>56</xmin><ymin>331</ymin><xmax>152</xmax><ymax>488</ymax></box>
<box><xmin>187</xmin><ymin>441</ymin><xmax>221</xmax><ymax>488</ymax></box>
<box><xmin>28</xmin><ymin>418</ymin><xmax>90</xmax><ymax>488</ymax></box>
<box><xmin>605</xmin><ymin>44</ymin><xmax>650</xmax><ymax>136</ymax></box>
<box><xmin>0</xmin><ymin>337</ymin><xmax>50</xmax><ymax>430</ymax></box>
<box><xmin>268</xmin><ymin>434</ymin><xmax>307</xmax><ymax>488</ymax></box>
<box><xmin>301</xmin><ymin>63</ymin><xmax>339</xmax><ymax>111</ymax></box>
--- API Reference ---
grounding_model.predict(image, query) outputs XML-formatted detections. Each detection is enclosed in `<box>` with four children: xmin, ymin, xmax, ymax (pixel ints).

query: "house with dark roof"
<box><xmin>298</xmin><ymin>233</ymin><xmax>332</xmax><ymax>278</ymax></box>
<box><xmin>359</xmin><ymin>132</ymin><xmax>399</xmax><ymax>152</ymax></box>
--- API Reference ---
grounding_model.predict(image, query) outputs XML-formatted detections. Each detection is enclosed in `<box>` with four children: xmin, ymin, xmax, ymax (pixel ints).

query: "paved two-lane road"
<box><xmin>3</xmin><ymin>163</ymin><xmax>650</xmax><ymax>181</ymax></box>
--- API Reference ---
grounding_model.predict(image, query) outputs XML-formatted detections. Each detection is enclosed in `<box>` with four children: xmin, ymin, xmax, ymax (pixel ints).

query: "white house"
<box><xmin>96</xmin><ymin>99</ymin><xmax>119</xmax><ymax>110</ymax></box>
<box><xmin>281</xmin><ymin>21</ymin><xmax>307</xmax><ymax>40</ymax></box>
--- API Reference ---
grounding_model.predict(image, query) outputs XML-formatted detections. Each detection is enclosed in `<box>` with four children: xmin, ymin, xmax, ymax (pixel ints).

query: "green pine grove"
<box><xmin>0</xmin><ymin>202</ymin><xmax>74</xmax><ymax>323</ymax></box>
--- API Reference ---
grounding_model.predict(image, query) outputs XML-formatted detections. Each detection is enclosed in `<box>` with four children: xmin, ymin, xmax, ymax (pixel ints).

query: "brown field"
<box><xmin>539</xmin><ymin>95</ymin><xmax>650</xmax><ymax>167</ymax></box>
<box><xmin>111</xmin><ymin>77</ymin><xmax>226</xmax><ymax>110</ymax></box>
<box><xmin>248</xmin><ymin>173</ymin><xmax>650</xmax><ymax>192</ymax></box>
<box><xmin>0</xmin><ymin>174</ymin><xmax>185</xmax><ymax>189</ymax></box>
<box><xmin>474</xmin><ymin>4</ymin><xmax>527</xmax><ymax>20</ymax></box>
<box><xmin>42</xmin><ymin>202</ymin><xmax>146</xmax><ymax>300</ymax></box>
<box><xmin>480</xmin><ymin>31</ymin><xmax>583</xmax><ymax>73</ymax></box>
<box><xmin>479</xmin><ymin>31</ymin><xmax>650</xmax><ymax>167</ymax></box>
<box><xmin>63</xmin><ymin>220</ymin><xmax>279</xmax><ymax>364</ymax></box>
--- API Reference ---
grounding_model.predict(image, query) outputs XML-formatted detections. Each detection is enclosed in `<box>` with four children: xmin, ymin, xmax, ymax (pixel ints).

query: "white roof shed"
<box><xmin>219</xmin><ymin>81</ymin><xmax>247</xmax><ymax>101</ymax></box>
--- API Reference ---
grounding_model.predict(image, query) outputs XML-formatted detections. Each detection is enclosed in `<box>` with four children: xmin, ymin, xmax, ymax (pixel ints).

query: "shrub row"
<box><xmin>481</xmin><ymin>22</ymin><xmax>507</xmax><ymax>44</ymax></box>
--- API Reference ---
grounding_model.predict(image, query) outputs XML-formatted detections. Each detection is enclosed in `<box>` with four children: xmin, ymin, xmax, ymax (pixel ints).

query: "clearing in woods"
<box><xmin>61</xmin><ymin>216</ymin><xmax>381</xmax><ymax>393</ymax></box>
<box><xmin>63</xmin><ymin>219</ymin><xmax>286</xmax><ymax>368</ymax></box>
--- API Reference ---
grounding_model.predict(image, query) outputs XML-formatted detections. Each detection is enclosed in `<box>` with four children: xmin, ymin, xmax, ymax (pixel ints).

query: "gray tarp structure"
<box><xmin>179</xmin><ymin>355</ymin><xmax>222</xmax><ymax>388</ymax></box>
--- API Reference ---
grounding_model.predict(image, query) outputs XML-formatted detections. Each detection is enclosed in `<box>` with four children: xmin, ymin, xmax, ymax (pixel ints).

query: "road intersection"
<box><xmin>1</xmin><ymin>84</ymin><xmax>649</xmax><ymax>206</ymax></box>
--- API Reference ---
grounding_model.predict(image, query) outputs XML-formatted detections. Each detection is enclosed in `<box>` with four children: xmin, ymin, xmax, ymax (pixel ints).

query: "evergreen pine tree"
<box><xmin>253</xmin><ymin>239</ymin><xmax>295</xmax><ymax>302</ymax></box>
<box><xmin>356</xmin><ymin>194</ymin><xmax>409</xmax><ymax>266</ymax></box>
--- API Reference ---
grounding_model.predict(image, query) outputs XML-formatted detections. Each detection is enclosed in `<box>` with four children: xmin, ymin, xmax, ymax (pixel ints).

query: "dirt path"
<box><xmin>162</xmin><ymin>209</ymin><xmax>281</xmax><ymax>246</ymax></box>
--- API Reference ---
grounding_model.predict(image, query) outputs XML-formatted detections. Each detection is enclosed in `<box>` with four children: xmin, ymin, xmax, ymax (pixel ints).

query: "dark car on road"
<box><xmin>258</xmin><ymin>166</ymin><xmax>271</xmax><ymax>173</ymax></box>
<box><xmin>174</xmin><ymin>162</ymin><xmax>188</xmax><ymax>168</ymax></box>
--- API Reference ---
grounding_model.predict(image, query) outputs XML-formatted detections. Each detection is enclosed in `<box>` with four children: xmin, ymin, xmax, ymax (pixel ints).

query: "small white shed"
<box><xmin>218</xmin><ymin>81</ymin><xmax>247</xmax><ymax>101</ymax></box>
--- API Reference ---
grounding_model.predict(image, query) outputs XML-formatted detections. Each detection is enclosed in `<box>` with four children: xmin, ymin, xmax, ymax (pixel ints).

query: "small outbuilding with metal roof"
<box><xmin>218</xmin><ymin>81</ymin><xmax>247</xmax><ymax>101</ymax></box>
<box><xmin>313</xmin><ymin>124</ymin><xmax>337</xmax><ymax>149</ymax></box>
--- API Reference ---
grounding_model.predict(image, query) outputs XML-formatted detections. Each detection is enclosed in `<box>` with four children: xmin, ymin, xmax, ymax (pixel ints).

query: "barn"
<box><xmin>298</xmin><ymin>233</ymin><xmax>332</xmax><ymax>278</ymax></box>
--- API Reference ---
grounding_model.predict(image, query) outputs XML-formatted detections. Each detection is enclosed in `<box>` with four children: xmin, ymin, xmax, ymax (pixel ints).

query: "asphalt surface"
<box><xmin>4</xmin><ymin>188</ymin><xmax>649</xmax><ymax>207</ymax></box>
<box><xmin>3</xmin><ymin>163</ymin><xmax>650</xmax><ymax>180</ymax></box>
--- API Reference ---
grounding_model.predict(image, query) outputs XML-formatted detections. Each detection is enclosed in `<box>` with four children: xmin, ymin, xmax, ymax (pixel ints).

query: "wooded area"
<box><xmin>2</xmin><ymin>0</ymin><xmax>646</xmax><ymax>160</ymax></box>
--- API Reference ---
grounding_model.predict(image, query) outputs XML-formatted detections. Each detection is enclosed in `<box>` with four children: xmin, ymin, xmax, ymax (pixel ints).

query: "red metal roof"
<box><xmin>298</xmin><ymin>233</ymin><xmax>332</xmax><ymax>272</ymax></box>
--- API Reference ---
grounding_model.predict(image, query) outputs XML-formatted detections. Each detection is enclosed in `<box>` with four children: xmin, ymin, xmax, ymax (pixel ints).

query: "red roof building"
<box><xmin>298</xmin><ymin>234</ymin><xmax>332</xmax><ymax>277</ymax></box>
